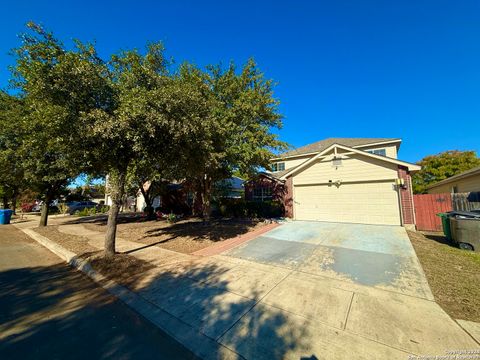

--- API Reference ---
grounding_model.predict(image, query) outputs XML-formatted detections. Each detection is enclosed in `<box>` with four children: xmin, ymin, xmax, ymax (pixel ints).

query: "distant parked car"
<box><xmin>66</xmin><ymin>201</ymin><xmax>98</xmax><ymax>215</ymax></box>
<box><xmin>21</xmin><ymin>202</ymin><xmax>36</xmax><ymax>213</ymax></box>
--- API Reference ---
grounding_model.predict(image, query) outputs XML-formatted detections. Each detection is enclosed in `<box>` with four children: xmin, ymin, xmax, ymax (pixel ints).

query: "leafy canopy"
<box><xmin>412</xmin><ymin>150</ymin><xmax>480</xmax><ymax>193</ymax></box>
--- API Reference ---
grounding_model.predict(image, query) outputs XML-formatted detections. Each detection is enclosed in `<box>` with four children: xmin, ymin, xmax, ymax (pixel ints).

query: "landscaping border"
<box><xmin>192</xmin><ymin>221</ymin><xmax>280</xmax><ymax>256</ymax></box>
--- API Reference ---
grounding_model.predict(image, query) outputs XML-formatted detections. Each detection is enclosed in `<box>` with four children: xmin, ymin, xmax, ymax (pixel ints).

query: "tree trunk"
<box><xmin>2</xmin><ymin>195</ymin><xmax>9</xmax><ymax>209</ymax></box>
<box><xmin>104</xmin><ymin>171</ymin><xmax>126</xmax><ymax>258</ymax></box>
<box><xmin>104</xmin><ymin>200</ymin><xmax>120</xmax><ymax>258</ymax></box>
<box><xmin>139</xmin><ymin>186</ymin><xmax>154</xmax><ymax>219</ymax></box>
<box><xmin>200</xmin><ymin>176</ymin><xmax>212</xmax><ymax>222</ymax></box>
<box><xmin>39</xmin><ymin>198</ymin><xmax>50</xmax><ymax>227</ymax></box>
<box><xmin>11</xmin><ymin>188</ymin><xmax>18</xmax><ymax>215</ymax></box>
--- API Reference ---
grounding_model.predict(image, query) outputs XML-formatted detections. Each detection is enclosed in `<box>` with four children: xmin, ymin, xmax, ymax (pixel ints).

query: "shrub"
<box><xmin>214</xmin><ymin>198</ymin><xmax>284</xmax><ymax>218</ymax></box>
<box><xmin>58</xmin><ymin>203</ymin><xmax>68</xmax><ymax>215</ymax></box>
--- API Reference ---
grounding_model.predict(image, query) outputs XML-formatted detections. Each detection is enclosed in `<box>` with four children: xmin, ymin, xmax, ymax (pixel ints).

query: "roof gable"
<box><xmin>279</xmin><ymin>143</ymin><xmax>420</xmax><ymax>179</ymax></box>
<box><xmin>276</xmin><ymin>138</ymin><xmax>401</xmax><ymax>159</ymax></box>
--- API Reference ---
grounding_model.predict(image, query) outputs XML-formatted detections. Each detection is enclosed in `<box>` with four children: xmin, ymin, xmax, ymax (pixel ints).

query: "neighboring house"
<box><xmin>426</xmin><ymin>166</ymin><xmax>480</xmax><ymax>194</ymax></box>
<box><xmin>214</xmin><ymin>176</ymin><xmax>245</xmax><ymax>199</ymax></box>
<box><xmin>134</xmin><ymin>176</ymin><xmax>245</xmax><ymax>212</ymax></box>
<box><xmin>246</xmin><ymin>138</ymin><xmax>421</xmax><ymax>228</ymax></box>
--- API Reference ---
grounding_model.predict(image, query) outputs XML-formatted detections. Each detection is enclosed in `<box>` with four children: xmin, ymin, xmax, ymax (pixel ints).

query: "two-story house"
<box><xmin>245</xmin><ymin>138</ymin><xmax>421</xmax><ymax>229</ymax></box>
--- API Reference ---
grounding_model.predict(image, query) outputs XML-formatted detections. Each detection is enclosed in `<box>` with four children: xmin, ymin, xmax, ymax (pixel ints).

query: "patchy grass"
<box><xmin>408</xmin><ymin>231</ymin><xmax>480</xmax><ymax>322</ymax></box>
<box><xmin>82</xmin><ymin>217</ymin><xmax>266</xmax><ymax>254</ymax></box>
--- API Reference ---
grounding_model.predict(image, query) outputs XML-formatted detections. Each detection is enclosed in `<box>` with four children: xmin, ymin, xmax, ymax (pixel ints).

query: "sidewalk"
<box><xmin>14</xmin><ymin>217</ymin><xmax>480</xmax><ymax>359</ymax></box>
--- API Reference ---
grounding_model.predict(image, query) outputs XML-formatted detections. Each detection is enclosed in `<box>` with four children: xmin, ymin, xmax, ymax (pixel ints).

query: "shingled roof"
<box><xmin>276</xmin><ymin>138</ymin><xmax>400</xmax><ymax>158</ymax></box>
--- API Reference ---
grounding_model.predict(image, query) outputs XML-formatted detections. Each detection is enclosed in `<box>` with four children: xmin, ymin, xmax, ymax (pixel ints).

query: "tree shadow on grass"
<box><xmin>142</xmin><ymin>218</ymin><xmax>259</xmax><ymax>242</ymax></box>
<box><xmin>422</xmin><ymin>232</ymin><xmax>456</xmax><ymax>247</ymax></box>
<box><xmin>65</xmin><ymin>213</ymin><xmax>145</xmax><ymax>225</ymax></box>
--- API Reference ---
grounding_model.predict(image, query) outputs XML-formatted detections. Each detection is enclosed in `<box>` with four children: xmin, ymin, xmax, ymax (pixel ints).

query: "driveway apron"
<box><xmin>225</xmin><ymin>221</ymin><xmax>433</xmax><ymax>299</ymax></box>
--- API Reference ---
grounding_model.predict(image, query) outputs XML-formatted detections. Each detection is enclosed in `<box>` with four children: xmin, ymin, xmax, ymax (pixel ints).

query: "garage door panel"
<box><xmin>294</xmin><ymin>182</ymin><xmax>400</xmax><ymax>225</ymax></box>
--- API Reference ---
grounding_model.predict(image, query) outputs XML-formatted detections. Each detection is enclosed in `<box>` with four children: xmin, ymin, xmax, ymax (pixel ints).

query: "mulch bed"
<box><xmin>408</xmin><ymin>230</ymin><xmax>480</xmax><ymax>322</ymax></box>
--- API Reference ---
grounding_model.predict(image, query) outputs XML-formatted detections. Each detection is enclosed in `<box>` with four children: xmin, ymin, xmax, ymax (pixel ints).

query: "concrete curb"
<box><xmin>16</xmin><ymin>226</ymin><xmax>242</xmax><ymax>360</ymax></box>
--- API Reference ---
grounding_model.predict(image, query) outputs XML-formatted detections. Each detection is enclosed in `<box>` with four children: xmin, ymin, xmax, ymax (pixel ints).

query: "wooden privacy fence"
<box><xmin>452</xmin><ymin>192</ymin><xmax>480</xmax><ymax>211</ymax></box>
<box><xmin>413</xmin><ymin>192</ymin><xmax>480</xmax><ymax>231</ymax></box>
<box><xmin>414</xmin><ymin>193</ymin><xmax>452</xmax><ymax>231</ymax></box>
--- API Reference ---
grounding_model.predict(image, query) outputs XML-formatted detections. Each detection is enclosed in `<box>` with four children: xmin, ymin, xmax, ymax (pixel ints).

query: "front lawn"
<box><xmin>408</xmin><ymin>231</ymin><xmax>480</xmax><ymax>322</ymax></box>
<box><xmin>81</xmin><ymin>216</ymin><xmax>266</xmax><ymax>254</ymax></box>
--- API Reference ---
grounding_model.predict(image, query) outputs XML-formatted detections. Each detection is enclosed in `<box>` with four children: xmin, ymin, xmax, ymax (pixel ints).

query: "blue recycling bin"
<box><xmin>0</xmin><ymin>209</ymin><xmax>14</xmax><ymax>225</ymax></box>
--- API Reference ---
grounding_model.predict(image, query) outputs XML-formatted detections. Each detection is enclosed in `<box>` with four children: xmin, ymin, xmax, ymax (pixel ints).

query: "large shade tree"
<box><xmin>412</xmin><ymin>150</ymin><xmax>480</xmax><ymax>193</ymax></box>
<box><xmin>11</xmin><ymin>22</ymin><xmax>112</xmax><ymax>226</ymax></box>
<box><xmin>0</xmin><ymin>92</ymin><xmax>26</xmax><ymax>212</ymax></box>
<box><xmin>171</xmin><ymin>60</ymin><xmax>287</xmax><ymax>219</ymax></box>
<box><xmin>89</xmin><ymin>44</ymin><xmax>174</xmax><ymax>257</ymax></box>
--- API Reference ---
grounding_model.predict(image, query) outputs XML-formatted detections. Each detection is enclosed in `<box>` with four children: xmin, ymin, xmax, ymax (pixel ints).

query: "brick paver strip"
<box><xmin>192</xmin><ymin>222</ymin><xmax>281</xmax><ymax>256</ymax></box>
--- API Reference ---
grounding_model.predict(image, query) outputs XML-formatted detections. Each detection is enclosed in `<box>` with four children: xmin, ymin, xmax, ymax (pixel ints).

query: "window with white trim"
<box><xmin>366</xmin><ymin>148</ymin><xmax>386</xmax><ymax>156</ymax></box>
<box><xmin>253</xmin><ymin>187</ymin><xmax>272</xmax><ymax>201</ymax></box>
<box><xmin>271</xmin><ymin>162</ymin><xmax>285</xmax><ymax>172</ymax></box>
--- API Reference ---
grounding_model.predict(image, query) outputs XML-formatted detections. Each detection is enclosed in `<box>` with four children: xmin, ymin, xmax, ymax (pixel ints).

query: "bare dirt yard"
<box><xmin>408</xmin><ymin>231</ymin><xmax>480</xmax><ymax>322</ymax></box>
<box><xmin>34</xmin><ymin>225</ymin><xmax>155</xmax><ymax>287</ymax></box>
<box><xmin>79</xmin><ymin>216</ymin><xmax>267</xmax><ymax>254</ymax></box>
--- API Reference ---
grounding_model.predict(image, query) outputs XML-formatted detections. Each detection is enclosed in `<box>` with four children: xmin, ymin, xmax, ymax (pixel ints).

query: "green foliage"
<box><xmin>216</xmin><ymin>198</ymin><xmax>284</xmax><ymax>218</ymax></box>
<box><xmin>0</xmin><ymin>92</ymin><xmax>27</xmax><ymax>208</ymax></box>
<box><xmin>167</xmin><ymin>212</ymin><xmax>177</xmax><ymax>223</ymax></box>
<box><xmin>7</xmin><ymin>22</ymin><xmax>112</xmax><ymax>224</ymax></box>
<box><xmin>74</xmin><ymin>205</ymin><xmax>109</xmax><ymax>217</ymax></box>
<box><xmin>57</xmin><ymin>202</ymin><xmax>68</xmax><ymax>215</ymax></box>
<box><xmin>168</xmin><ymin>60</ymin><xmax>287</xmax><ymax>217</ymax></box>
<box><xmin>413</xmin><ymin>150</ymin><xmax>480</xmax><ymax>193</ymax></box>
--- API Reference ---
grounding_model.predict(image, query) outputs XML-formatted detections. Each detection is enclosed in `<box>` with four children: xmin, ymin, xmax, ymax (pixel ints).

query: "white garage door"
<box><xmin>294</xmin><ymin>181</ymin><xmax>401</xmax><ymax>225</ymax></box>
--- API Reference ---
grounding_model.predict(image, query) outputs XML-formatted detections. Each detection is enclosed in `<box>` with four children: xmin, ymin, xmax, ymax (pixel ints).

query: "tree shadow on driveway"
<box><xmin>0</xmin><ymin>257</ymin><xmax>314</xmax><ymax>359</ymax></box>
<box><xmin>132</xmin><ymin>259</ymin><xmax>312</xmax><ymax>359</ymax></box>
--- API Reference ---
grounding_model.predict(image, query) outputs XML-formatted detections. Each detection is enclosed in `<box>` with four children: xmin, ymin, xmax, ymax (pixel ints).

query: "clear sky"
<box><xmin>1</xmin><ymin>0</ymin><xmax>479</xmax><ymax>163</ymax></box>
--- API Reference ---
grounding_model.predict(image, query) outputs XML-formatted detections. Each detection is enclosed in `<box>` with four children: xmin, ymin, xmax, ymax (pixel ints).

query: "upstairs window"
<box><xmin>366</xmin><ymin>148</ymin><xmax>386</xmax><ymax>157</ymax></box>
<box><xmin>276</xmin><ymin>162</ymin><xmax>285</xmax><ymax>171</ymax></box>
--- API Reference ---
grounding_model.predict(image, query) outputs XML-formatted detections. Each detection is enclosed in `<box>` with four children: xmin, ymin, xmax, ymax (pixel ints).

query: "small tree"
<box><xmin>412</xmin><ymin>150</ymin><xmax>480</xmax><ymax>193</ymax></box>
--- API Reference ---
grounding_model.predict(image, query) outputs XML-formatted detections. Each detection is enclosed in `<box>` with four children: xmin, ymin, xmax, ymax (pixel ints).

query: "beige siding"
<box><xmin>358</xmin><ymin>144</ymin><xmax>398</xmax><ymax>158</ymax></box>
<box><xmin>294</xmin><ymin>181</ymin><xmax>401</xmax><ymax>225</ymax></box>
<box><xmin>293</xmin><ymin>154</ymin><xmax>398</xmax><ymax>186</ymax></box>
<box><xmin>428</xmin><ymin>174</ymin><xmax>480</xmax><ymax>194</ymax></box>
<box><xmin>281</xmin><ymin>156</ymin><xmax>311</xmax><ymax>170</ymax></box>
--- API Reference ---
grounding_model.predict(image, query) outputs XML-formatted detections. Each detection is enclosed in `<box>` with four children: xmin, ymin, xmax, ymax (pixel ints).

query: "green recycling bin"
<box><xmin>437</xmin><ymin>212</ymin><xmax>452</xmax><ymax>240</ymax></box>
<box><xmin>0</xmin><ymin>209</ymin><xmax>14</xmax><ymax>225</ymax></box>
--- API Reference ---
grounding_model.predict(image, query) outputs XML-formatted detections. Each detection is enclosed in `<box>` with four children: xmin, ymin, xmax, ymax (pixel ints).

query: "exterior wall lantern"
<box><xmin>395</xmin><ymin>178</ymin><xmax>406</xmax><ymax>189</ymax></box>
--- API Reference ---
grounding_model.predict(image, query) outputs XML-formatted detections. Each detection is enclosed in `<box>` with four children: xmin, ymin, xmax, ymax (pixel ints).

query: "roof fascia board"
<box><xmin>426</xmin><ymin>168</ymin><xmax>480</xmax><ymax>189</ymax></box>
<box><xmin>352</xmin><ymin>139</ymin><xmax>402</xmax><ymax>149</ymax></box>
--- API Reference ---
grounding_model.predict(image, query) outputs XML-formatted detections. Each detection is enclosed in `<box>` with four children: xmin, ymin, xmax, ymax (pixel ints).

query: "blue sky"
<box><xmin>1</xmin><ymin>0</ymin><xmax>479</xmax><ymax>163</ymax></box>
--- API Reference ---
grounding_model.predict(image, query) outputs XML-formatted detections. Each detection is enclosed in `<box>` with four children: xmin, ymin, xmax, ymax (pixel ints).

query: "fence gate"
<box><xmin>413</xmin><ymin>193</ymin><xmax>452</xmax><ymax>231</ymax></box>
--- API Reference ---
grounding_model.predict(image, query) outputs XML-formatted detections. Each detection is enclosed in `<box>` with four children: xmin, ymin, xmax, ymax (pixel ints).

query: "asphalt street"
<box><xmin>0</xmin><ymin>224</ymin><xmax>198</xmax><ymax>360</ymax></box>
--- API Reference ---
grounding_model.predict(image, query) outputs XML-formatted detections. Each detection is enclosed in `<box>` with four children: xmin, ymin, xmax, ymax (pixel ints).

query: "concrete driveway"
<box><xmin>225</xmin><ymin>221</ymin><xmax>433</xmax><ymax>300</ymax></box>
